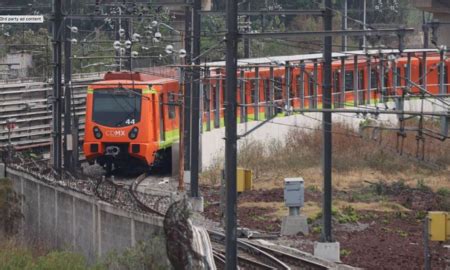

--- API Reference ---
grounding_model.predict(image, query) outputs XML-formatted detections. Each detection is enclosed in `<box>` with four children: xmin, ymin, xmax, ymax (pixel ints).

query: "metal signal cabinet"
<box><xmin>284</xmin><ymin>177</ymin><xmax>304</xmax><ymax>208</ymax></box>
<box><xmin>237</xmin><ymin>168</ymin><xmax>252</xmax><ymax>193</ymax></box>
<box><xmin>428</xmin><ymin>211</ymin><xmax>448</xmax><ymax>241</ymax></box>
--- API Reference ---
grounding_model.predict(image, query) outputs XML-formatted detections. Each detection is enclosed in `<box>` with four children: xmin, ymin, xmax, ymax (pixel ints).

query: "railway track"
<box><xmin>126</xmin><ymin>172</ymin><xmax>333</xmax><ymax>270</ymax></box>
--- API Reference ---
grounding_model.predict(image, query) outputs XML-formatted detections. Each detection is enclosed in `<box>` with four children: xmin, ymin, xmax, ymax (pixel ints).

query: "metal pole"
<box><xmin>64</xmin><ymin>0</ymin><xmax>74</xmax><ymax>173</ymax></box>
<box><xmin>206</xmin><ymin>68</ymin><xmax>212</xmax><ymax>131</ymax></box>
<box><xmin>269</xmin><ymin>66</ymin><xmax>275</xmax><ymax>116</ymax></box>
<box><xmin>52</xmin><ymin>0</ymin><xmax>63</xmax><ymax>175</ymax></box>
<box><xmin>240</xmin><ymin>70</ymin><xmax>245</xmax><ymax>123</ymax></box>
<box><xmin>190</xmin><ymin>0</ymin><xmax>201</xmax><ymax>198</ymax></box>
<box><xmin>367</xmin><ymin>55</ymin><xmax>371</xmax><ymax>105</ymax></box>
<box><xmin>341</xmin><ymin>0</ymin><xmax>347</xmax><ymax>51</ymax></box>
<box><xmin>353</xmin><ymin>55</ymin><xmax>358</xmax><ymax>106</ymax></box>
<box><xmin>321</xmin><ymin>0</ymin><xmax>333</xmax><ymax>243</ymax></box>
<box><xmin>424</xmin><ymin>218</ymin><xmax>431</xmax><ymax>270</ymax></box>
<box><xmin>363</xmin><ymin>0</ymin><xmax>367</xmax><ymax>49</ymax></box>
<box><xmin>215</xmin><ymin>72</ymin><xmax>221</xmax><ymax>127</ymax></box>
<box><xmin>285</xmin><ymin>61</ymin><xmax>291</xmax><ymax>115</ymax></box>
<box><xmin>254</xmin><ymin>67</ymin><xmax>259</xmax><ymax>121</ymax></box>
<box><xmin>340</xmin><ymin>56</ymin><xmax>346</xmax><ymax>108</ymax></box>
<box><xmin>313</xmin><ymin>60</ymin><xmax>318</xmax><ymax>108</ymax></box>
<box><xmin>179</xmin><ymin>67</ymin><xmax>185</xmax><ymax>191</ymax></box>
<box><xmin>379</xmin><ymin>53</ymin><xmax>385</xmax><ymax>103</ymax></box>
<box><xmin>244</xmin><ymin>0</ymin><xmax>250</xmax><ymax>58</ymax></box>
<box><xmin>299</xmin><ymin>62</ymin><xmax>305</xmax><ymax>109</ymax></box>
<box><xmin>114</xmin><ymin>9</ymin><xmax>120</xmax><ymax>72</ymax></box>
<box><xmin>183</xmin><ymin>4</ymin><xmax>192</xmax><ymax>182</ymax></box>
<box><xmin>225</xmin><ymin>0</ymin><xmax>238</xmax><ymax>267</ymax></box>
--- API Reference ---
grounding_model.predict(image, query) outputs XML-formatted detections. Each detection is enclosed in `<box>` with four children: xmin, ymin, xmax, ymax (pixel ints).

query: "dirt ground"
<box><xmin>201</xmin><ymin>173</ymin><xmax>450</xmax><ymax>269</ymax></box>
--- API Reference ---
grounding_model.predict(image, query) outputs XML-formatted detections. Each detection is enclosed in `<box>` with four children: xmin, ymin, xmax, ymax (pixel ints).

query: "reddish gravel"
<box><xmin>201</xmin><ymin>185</ymin><xmax>450</xmax><ymax>269</ymax></box>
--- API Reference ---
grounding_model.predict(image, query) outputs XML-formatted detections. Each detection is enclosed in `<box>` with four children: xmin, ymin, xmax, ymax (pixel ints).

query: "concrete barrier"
<box><xmin>6</xmin><ymin>167</ymin><xmax>167</xmax><ymax>265</ymax></box>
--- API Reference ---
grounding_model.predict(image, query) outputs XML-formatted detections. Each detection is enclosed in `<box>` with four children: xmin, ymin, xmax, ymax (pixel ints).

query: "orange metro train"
<box><xmin>83</xmin><ymin>51</ymin><xmax>449</xmax><ymax>171</ymax></box>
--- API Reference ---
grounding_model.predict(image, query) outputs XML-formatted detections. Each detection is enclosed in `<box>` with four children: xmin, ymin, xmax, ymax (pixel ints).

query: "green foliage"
<box><xmin>0</xmin><ymin>248</ymin><xmax>92</xmax><ymax>270</ymax></box>
<box><xmin>415</xmin><ymin>210</ymin><xmax>427</xmax><ymax>220</ymax></box>
<box><xmin>34</xmin><ymin>251</ymin><xmax>88</xmax><ymax>270</ymax></box>
<box><xmin>396</xmin><ymin>230</ymin><xmax>408</xmax><ymax>238</ymax></box>
<box><xmin>0</xmin><ymin>178</ymin><xmax>22</xmax><ymax>236</ymax></box>
<box><xmin>340</xmin><ymin>249</ymin><xmax>351</xmax><ymax>257</ymax></box>
<box><xmin>437</xmin><ymin>187</ymin><xmax>450</xmax><ymax>197</ymax></box>
<box><xmin>0</xmin><ymin>236</ymin><xmax>170</xmax><ymax>270</ymax></box>
<box><xmin>311</xmin><ymin>225</ymin><xmax>322</xmax><ymax>234</ymax></box>
<box><xmin>0</xmin><ymin>247</ymin><xmax>33</xmax><ymax>270</ymax></box>
<box><xmin>416</xmin><ymin>179</ymin><xmax>431</xmax><ymax>192</ymax></box>
<box><xmin>102</xmin><ymin>236</ymin><xmax>171</xmax><ymax>270</ymax></box>
<box><xmin>337</xmin><ymin>205</ymin><xmax>360</xmax><ymax>224</ymax></box>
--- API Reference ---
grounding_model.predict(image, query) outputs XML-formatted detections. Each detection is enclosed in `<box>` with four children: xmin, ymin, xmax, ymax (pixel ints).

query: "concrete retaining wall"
<box><xmin>6</xmin><ymin>167</ymin><xmax>166</xmax><ymax>264</ymax></box>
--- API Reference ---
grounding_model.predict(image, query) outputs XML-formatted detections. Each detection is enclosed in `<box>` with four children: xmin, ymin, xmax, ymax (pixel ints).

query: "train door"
<box><xmin>333</xmin><ymin>70</ymin><xmax>341</xmax><ymax>108</ymax></box>
<box><xmin>438</xmin><ymin>63</ymin><xmax>449</xmax><ymax>93</ymax></box>
<box><xmin>150</xmin><ymin>93</ymin><xmax>158</xmax><ymax>142</ymax></box>
<box><xmin>159</xmin><ymin>93</ymin><xmax>165</xmax><ymax>141</ymax></box>
<box><xmin>359</xmin><ymin>69</ymin><xmax>365</xmax><ymax>105</ymax></box>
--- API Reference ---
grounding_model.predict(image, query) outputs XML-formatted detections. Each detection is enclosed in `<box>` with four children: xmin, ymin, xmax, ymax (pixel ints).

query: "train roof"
<box><xmin>94</xmin><ymin>71</ymin><xmax>178</xmax><ymax>85</ymax></box>
<box><xmin>205</xmin><ymin>49</ymin><xmax>439</xmax><ymax>67</ymax></box>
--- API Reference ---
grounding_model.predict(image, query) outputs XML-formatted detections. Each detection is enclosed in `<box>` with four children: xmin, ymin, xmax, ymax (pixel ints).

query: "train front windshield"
<box><xmin>92</xmin><ymin>88</ymin><xmax>142</xmax><ymax>127</ymax></box>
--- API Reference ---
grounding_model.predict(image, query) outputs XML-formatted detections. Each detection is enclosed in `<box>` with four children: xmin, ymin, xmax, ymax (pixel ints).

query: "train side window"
<box><xmin>359</xmin><ymin>70</ymin><xmax>365</xmax><ymax>90</ymax></box>
<box><xmin>384</xmin><ymin>71</ymin><xmax>389</xmax><ymax>88</ymax></box>
<box><xmin>168</xmin><ymin>92</ymin><xmax>176</xmax><ymax>119</ymax></box>
<box><xmin>212</xmin><ymin>85</ymin><xmax>217</xmax><ymax>110</ymax></box>
<box><xmin>419</xmin><ymin>62</ymin><xmax>423</xmax><ymax>86</ymax></box>
<box><xmin>264</xmin><ymin>79</ymin><xmax>271</xmax><ymax>101</ymax></box>
<box><xmin>345</xmin><ymin>71</ymin><xmax>353</xmax><ymax>91</ymax></box>
<box><xmin>274</xmin><ymin>76</ymin><xmax>283</xmax><ymax>100</ymax></box>
<box><xmin>370</xmin><ymin>69</ymin><xmax>378</xmax><ymax>89</ymax></box>
<box><xmin>296</xmin><ymin>75</ymin><xmax>304</xmax><ymax>97</ymax></box>
<box><xmin>203</xmin><ymin>87</ymin><xmax>209</xmax><ymax>112</ymax></box>
<box><xmin>222</xmin><ymin>79</ymin><xmax>226</xmax><ymax>102</ymax></box>
<box><xmin>438</xmin><ymin>65</ymin><xmax>449</xmax><ymax>92</ymax></box>
<box><xmin>308</xmin><ymin>73</ymin><xmax>314</xmax><ymax>96</ymax></box>
<box><xmin>333</xmin><ymin>71</ymin><xmax>340</xmax><ymax>92</ymax></box>
<box><xmin>250</xmin><ymin>80</ymin><xmax>256</xmax><ymax>103</ymax></box>
<box><xmin>396</xmin><ymin>67</ymin><xmax>402</xmax><ymax>86</ymax></box>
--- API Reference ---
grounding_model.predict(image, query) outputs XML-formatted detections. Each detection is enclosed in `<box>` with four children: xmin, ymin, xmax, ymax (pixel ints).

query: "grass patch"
<box><xmin>200</xmin><ymin>122</ymin><xmax>450</xmax><ymax>191</ymax></box>
<box><xmin>0</xmin><ymin>236</ymin><xmax>170</xmax><ymax>270</ymax></box>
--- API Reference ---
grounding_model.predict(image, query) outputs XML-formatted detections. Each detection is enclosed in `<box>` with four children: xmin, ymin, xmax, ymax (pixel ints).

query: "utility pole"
<box><xmin>243</xmin><ymin>0</ymin><xmax>251</xmax><ymax>58</ymax></box>
<box><xmin>225</xmin><ymin>0</ymin><xmax>238</xmax><ymax>268</ymax></box>
<box><xmin>322</xmin><ymin>0</ymin><xmax>333</xmax><ymax>243</ymax></box>
<box><xmin>341</xmin><ymin>0</ymin><xmax>347</xmax><ymax>51</ymax></box>
<box><xmin>190</xmin><ymin>0</ymin><xmax>201</xmax><ymax>198</ymax></box>
<box><xmin>63</xmin><ymin>0</ymin><xmax>74</xmax><ymax>173</ymax></box>
<box><xmin>363</xmin><ymin>0</ymin><xmax>367</xmax><ymax>49</ymax></box>
<box><xmin>51</xmin><ymin>0</ymin><xmax>63</xmax><ymax>175</ymax></box>
<box><xmin>183</xmin><ymin>3</ymin><xmax>192</xmax><ymax>186</ymax></box>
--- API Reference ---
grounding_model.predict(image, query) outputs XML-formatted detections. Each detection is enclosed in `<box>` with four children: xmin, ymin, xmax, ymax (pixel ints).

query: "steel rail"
<box><xmin>208</xmin><ymin>231</ymin><xmax>290</xmax><ymax>270</ymax></box>
<box><xmin>242</xmin><ymin>240</ymin><xmax>329</xmax><ymax>270</ymax></box>
<box><xmin>129</xmin><ymin>173</ymin><xmax>166</xmax><ymax>217</ymax></box>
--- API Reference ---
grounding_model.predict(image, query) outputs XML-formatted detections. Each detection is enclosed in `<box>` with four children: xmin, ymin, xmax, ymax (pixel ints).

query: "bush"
<box><xmin>102</xmin><ymin>236</ymin><xmax>171</xmax><ymax>270</ymax></box>
<box><xmin>437</xmin><ymin>187</ymin><xmax>450</xmax><ymax>197</ymax></box>
<box><xmin>0</xmin><ymin>178</ymin><xmax>22</xmax><ymax>236</ymax></box>
<box><xmin>0</xmin><ymin>247</ymin><xmax>92</xmax><ymax>270</ymax></box>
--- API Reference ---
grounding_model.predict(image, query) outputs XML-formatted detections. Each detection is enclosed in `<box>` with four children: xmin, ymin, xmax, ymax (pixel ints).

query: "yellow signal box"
<box><xmin>428</xmin><ymin>212</ymin><xmax>448</xmax><ymax>242</ymax></box>
<box><xmin>237</xmin><ymin>168</ymin><xmax>253</xmax><ymax>193</ymax></box>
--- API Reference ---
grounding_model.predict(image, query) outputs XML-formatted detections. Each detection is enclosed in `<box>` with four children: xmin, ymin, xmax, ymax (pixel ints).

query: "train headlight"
<box><xmin>128</xmin><ymin>127</ymin><xmax>139</xmax><ymax>140</ymax></box>
<box><xmin>93</xmin><ymin>126</ymin><xmax>103</xmax><ymax>139</ymax></box>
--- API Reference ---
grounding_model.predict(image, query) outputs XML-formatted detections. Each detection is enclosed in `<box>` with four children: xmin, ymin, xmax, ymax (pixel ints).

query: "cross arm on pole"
<box><xmin>239</xmin><ymin>28</ymin><xmax>414</xmax><ymax>39</ymax></box>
